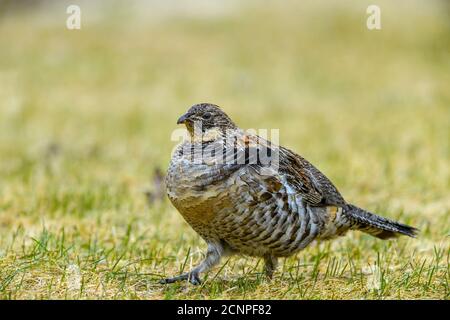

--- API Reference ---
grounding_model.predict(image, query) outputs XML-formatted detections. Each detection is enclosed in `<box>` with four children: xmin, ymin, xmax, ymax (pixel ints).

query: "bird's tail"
<box><xmin>344</xmin><ymin>204</ymin><xmax>418</xmax><ymax>239</ymax></box>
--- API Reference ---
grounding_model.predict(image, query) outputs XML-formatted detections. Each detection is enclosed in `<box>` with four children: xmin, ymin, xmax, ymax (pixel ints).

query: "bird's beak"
<box><xmin>177</xmin><ymin>113</ymin><xmax>190</xmax><ymax>125</ymax></box>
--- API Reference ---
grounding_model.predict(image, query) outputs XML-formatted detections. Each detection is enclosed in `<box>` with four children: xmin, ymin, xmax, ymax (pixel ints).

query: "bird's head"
<box><xmin>177</xmin><ymin>103</ymin><xmax>237</xmax><ymax>139</ymax></box>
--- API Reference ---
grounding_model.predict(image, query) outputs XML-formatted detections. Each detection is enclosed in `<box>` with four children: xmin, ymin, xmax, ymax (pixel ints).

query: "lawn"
<box><xmin>0</xmin><ymin>0</ymin><xmax>448</xmax><ymax>299</ymax></box>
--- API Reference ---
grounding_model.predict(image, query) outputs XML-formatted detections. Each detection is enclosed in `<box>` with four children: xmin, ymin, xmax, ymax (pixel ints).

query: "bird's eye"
<box><xmin>203</xmin><ymin>112</ymin><xmax>212</xmax><ymax>119</ymax></box>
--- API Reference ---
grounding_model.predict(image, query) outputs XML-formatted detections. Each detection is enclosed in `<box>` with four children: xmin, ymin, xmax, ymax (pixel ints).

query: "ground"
<box><xmin>0</xmin><ymin>1</ymin><xmax>448</xmax><ymax>299</ymax></box>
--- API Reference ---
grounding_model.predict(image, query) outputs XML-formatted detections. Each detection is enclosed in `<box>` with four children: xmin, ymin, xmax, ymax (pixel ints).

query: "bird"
<box><xmin>161</xmin><ymin>103</ymin><xmax>418</xmax><ymax>285</ymax></box>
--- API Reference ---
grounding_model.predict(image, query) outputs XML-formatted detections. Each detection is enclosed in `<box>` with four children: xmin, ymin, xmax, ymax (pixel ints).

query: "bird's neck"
<box><xmin>190</xmin><ymin>127</ymin><xmax>227</xmax><ymax>144</ymax></box>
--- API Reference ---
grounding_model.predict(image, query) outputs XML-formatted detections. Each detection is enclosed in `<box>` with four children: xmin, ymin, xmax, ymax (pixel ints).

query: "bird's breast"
<box><xmin>166</xmin><ymin>141</ymin><xmax>242</xmax><ymax>229</ymax></box>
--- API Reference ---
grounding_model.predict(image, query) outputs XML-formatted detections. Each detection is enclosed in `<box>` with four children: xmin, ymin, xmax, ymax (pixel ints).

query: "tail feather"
<box><xmin>344</xmin><ymin>204</ymin><xmax>418</xmax><ymax>239</ymax></box>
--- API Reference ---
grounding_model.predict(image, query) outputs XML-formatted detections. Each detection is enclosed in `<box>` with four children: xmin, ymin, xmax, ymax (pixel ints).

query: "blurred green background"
<box><xmin>0</xmin><ymin>0</ymin><xmax>448</xmax><ymax>299</ymax></box>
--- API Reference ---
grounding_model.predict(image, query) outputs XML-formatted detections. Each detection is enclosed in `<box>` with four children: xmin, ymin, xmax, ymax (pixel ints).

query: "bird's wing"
<box><xmin>228</xmin><ymin>132</ymin><xmax>347</xmax><ymax>207</ymax></box>
<box><xmin>278</xmin><ymin>146</ymin><xmax>347</xmax><ymax>207</ymax></box>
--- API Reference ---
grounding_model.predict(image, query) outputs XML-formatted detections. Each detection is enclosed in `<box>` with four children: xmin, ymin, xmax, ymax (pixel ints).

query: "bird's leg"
<box><xmin>160</xmin><ymin>242</ymin><xmax>224</xmax><ymax>285</ymax></box>
<box><xmin>263</xmin><ymin>255</ymin><xmax>278</xmax><ymax>280</ymax></box>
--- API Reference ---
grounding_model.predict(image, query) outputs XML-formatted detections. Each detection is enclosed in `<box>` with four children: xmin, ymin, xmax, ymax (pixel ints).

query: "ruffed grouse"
<box><xmin>162</xmin><ymin>103</ymin><xmax>417</xmax><ymax>285</ymax></box>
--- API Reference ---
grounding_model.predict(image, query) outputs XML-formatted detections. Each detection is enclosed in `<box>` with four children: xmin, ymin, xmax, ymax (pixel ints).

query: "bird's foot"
<box><xmin>263</xmin><ymin>255</ymin><xmax>278</xmax><ymax>281</ymax></box>
<box><xmin>159</xmin><ymin>272</ymin><xmax>202</xmax><ymax>285</ymax></box>
<box><xmin>264</xmin><ymin>271</ymin><xmax>274</xmax><ymax>281</ymax></box>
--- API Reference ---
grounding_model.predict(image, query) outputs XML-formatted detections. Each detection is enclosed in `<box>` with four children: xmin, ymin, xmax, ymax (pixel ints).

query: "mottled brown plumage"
<box><xmin>161</xmin><ymin>103</ymin><xmax>417</xmax><ymax>285</ymax></box>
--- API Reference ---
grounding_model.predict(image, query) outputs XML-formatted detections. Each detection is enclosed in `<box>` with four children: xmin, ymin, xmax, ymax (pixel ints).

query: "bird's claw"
<box><xmin>188</xmin><ymin>274</ymin><xmax>202</xmax><ymax>285</ymax></box>
<box><xmin>159</xmin><ymin>272</ymin><xmax>202</xmax><ymax>285</ymax></box>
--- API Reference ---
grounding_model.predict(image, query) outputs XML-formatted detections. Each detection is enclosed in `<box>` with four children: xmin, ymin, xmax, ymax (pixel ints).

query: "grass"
<box><xmin>0</xmin><ymin>0</ymin><xmax>448</xmax><ymax>299</ymax></box>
